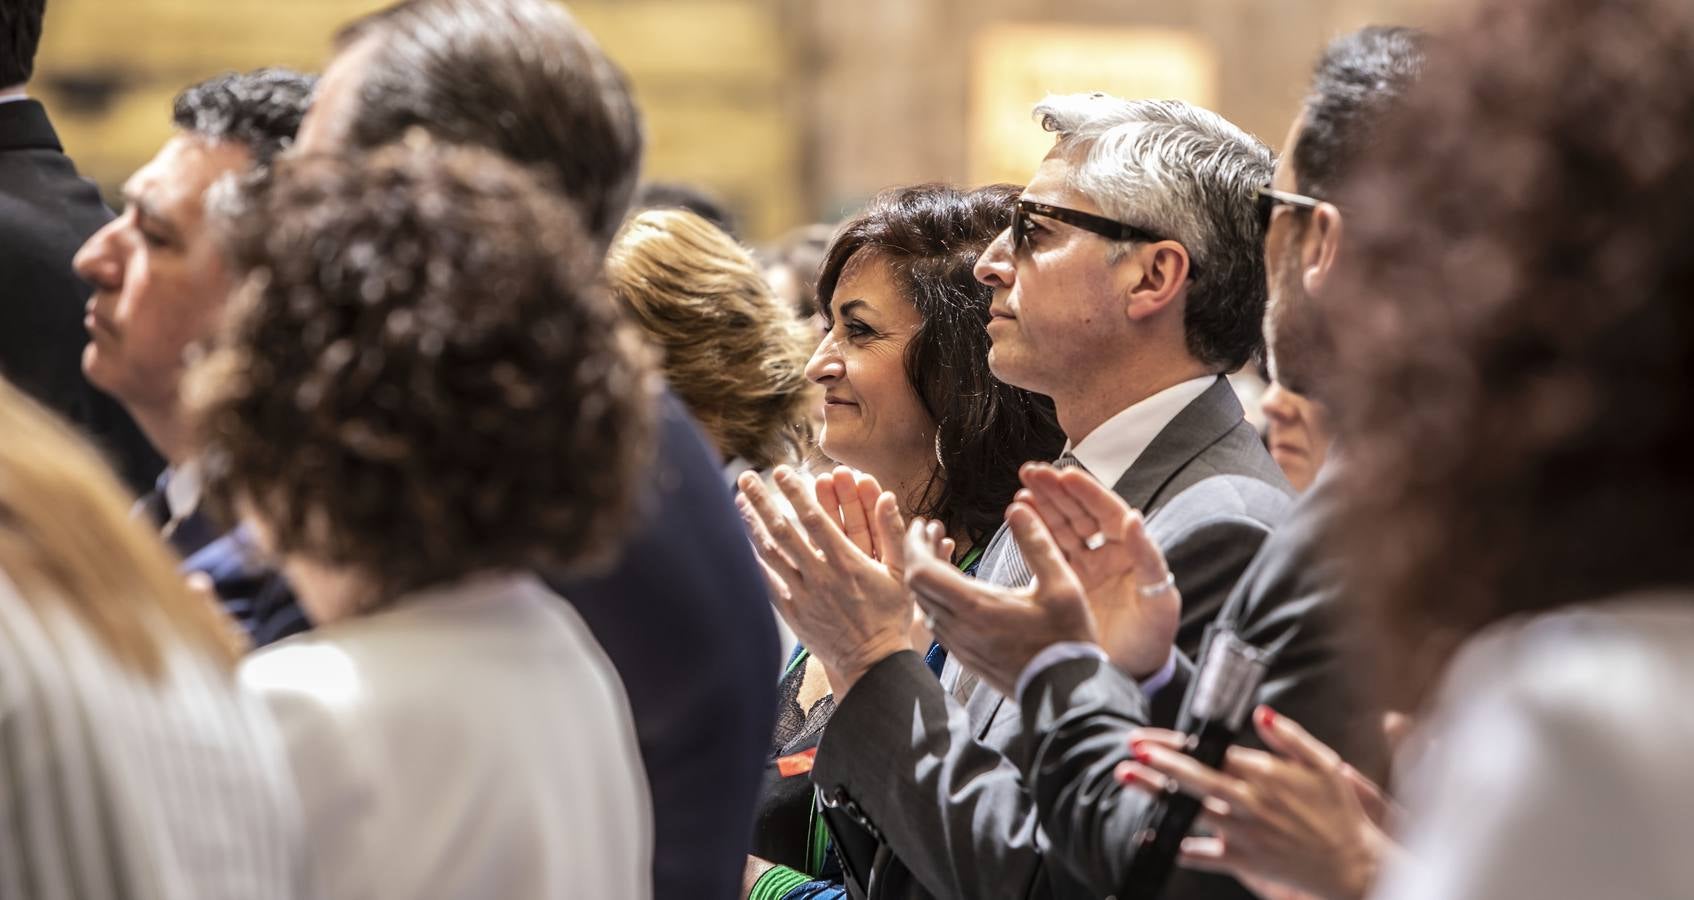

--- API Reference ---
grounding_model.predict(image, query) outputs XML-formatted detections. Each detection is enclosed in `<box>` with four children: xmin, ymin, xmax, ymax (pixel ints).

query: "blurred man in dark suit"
<box><xmin>298</xmin><ymin>4</ymin><xmax>781</xmax><ymax>898</ymax></box>
<box><xmin>0</xmin><ymin>0</ymin><xmax>160</xmax><ymax>491</ymax></box>
<box><xmin>74</xmin><ymin>69</ymin><xmax>316</xmax><ymax>648</ymax></box>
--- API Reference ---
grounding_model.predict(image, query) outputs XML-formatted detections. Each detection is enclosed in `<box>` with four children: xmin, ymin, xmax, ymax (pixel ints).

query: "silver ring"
<box><xmin>1084</xmin><ymin>531</ymin><xmax>1108</xmax><ymax>551</ymax></box>
<box><xmin>1138</xmin><ymin>571</ymin><xmax>1176</xmax><ymax>598</ymax></box>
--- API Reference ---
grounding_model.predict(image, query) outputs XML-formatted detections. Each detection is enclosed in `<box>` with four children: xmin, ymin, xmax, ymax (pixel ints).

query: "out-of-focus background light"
<box><xmin>34</xmin><ymin>0</ymin><xmax>1455</xmax><ymax>239</ymax></box>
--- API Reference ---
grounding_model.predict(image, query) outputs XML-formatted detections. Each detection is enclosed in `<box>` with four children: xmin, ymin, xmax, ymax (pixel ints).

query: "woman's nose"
<box><xmin>805</xmin><ymin>335</ymin><xmax>843</xmax><ymax>385</ymax></box>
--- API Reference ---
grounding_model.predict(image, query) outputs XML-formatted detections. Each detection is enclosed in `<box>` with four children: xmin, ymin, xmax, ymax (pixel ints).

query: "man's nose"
<box><xmin>973</xmin><ymin>227</ymin><xmax>1016</xmax><ymax>289</ymax></box>
<box><xmin>72</xmin><ymin>220</ymin><xmax>124</xmax><ymax>293</ymax></box>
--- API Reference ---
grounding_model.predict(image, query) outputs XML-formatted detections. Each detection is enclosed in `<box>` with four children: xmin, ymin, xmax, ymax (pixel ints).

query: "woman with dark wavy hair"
<box><xmin>736</xmin><ymin>184</ymin><xmax>1064</xmax><ymax>899</ymax></box>
<box><xmin>1118</xmin><ymin>0</ymin><xmax>1694</xmax><ymax>897</ymax></box>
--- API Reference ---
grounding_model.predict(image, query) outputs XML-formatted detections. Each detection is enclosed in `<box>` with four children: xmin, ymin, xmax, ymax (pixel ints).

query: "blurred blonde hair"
<box><xmin>0</xmin><ymin>379</ymin><xmax>235</xmax><ymax>678</ymax></box>
<box><xmin>607</xmin><ymin>208</ymin><xmax>816</xmax><ymax>469</ymax></box>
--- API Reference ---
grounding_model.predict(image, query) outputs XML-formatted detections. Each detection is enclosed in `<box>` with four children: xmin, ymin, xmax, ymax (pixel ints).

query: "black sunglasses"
<box><xmin>1255</xmin><ymin>186</ymin><xmax>1323</xmax><ymax>231</ymax></box>
<box><xmin>1013</xmin><ymin>200</ymin><xmax>1171</xmax><ymax>250</ymax></box>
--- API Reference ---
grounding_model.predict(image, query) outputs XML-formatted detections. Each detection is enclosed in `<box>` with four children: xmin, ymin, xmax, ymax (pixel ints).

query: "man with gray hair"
<box><xmin>796</xmin><ymin>94</ymin><xmax>1294</xmax><ymax>899</ymax></box>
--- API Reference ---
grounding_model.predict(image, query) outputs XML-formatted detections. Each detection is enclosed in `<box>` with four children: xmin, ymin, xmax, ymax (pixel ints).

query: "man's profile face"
<box><xmin>1263</xmin><ymin>112</ymin><xmax>1313</xmax><ymax>387</ymax></box>
<box><xmin>972</xmin><ymin>152</ymin><xmax>1142</xmax><ymax>399</ymax></box>
<box><xmin>293</xmin><ymin>34</ymin><xmax>380</xmax><ymax>155</ymax></box>
<box><xmin>73</xmin><ymin>134</ymin><xmax>252</xmax><ymax>414</ymax></box>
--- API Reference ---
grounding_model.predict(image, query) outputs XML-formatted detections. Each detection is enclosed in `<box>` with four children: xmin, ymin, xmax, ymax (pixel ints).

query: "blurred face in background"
<box><xmin>1262</xmin><ymin>113</ymin><xmax>1309</xmax><ymax>358</ymax></box>
<box><xmin>74</xmin><ymin>135</ymin><xmax>251</xmax><ymax>421</ymax></box>
<box><xmin>1261</xmin><ymin>378</ymin><xmax>1330</xmax><ymax>491</ymax></box>
<box><xmin>804</xmin><ymin>252</ymin><xmax>935</xmax><ymax>492</ymax></box>
<box><xmin>1260</xmin><ymin>112</ymin><xmax>1335</xmax><ymax>492</ymax></box>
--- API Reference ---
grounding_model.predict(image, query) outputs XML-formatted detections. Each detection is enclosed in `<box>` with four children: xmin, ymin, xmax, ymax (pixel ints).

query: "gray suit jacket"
<box><xmin>812</xmin><ymin>377</ymin><xmax>1293</xmax><ymax>899</ymax></box>
<box><xmin>1020</xmin><ymin>468</ymin><xmax>1389</xmax><ymax>899</ymax></box>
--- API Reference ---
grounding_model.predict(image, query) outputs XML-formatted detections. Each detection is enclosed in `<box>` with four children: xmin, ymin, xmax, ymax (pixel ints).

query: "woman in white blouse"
<box><xmin>0</xmin><ymin>379</ymin><xmax>309</xmax><ymax>900</ymax></box>
<box><xmin>190</xmin><ymin>145</ymin><xmax>658</xmax><ymax>899</ymax></box>
<box><xmin>1114</xmin><ymin>0</ymin><xmax>1694</xmax><ymax>896</ymax></box>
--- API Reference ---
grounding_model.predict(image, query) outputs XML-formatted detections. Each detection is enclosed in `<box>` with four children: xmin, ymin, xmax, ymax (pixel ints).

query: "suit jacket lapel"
<box><xmin>0</xmin><ymin>101</ymin><xmax>64</xmax><ymax>155</ymax></box>
<box><xmin>952</xmin><ymin>379</ymin><xmax>1247</xmax><ymax>736</ymax></box>
<box><xmin>1110</xmin><ymin>376</ymin><xmax>1246</xmax><ymax>513</ymax></box>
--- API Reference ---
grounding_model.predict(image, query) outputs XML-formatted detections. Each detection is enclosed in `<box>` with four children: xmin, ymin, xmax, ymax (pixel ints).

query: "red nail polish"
<box><xmin>1258</xmin><ymin>706</ymin><xmax>1277</xmax><ymax>729</ymax></box>
<box><xmin>1116</xmin><ymin>762</ymin><xmax>1137</xmax><ymax>784</ymax></box>
<box><xmin>1132</xmin><ymin>740</ymin><xmax>1151</xmax><ymax>762</ymax></box>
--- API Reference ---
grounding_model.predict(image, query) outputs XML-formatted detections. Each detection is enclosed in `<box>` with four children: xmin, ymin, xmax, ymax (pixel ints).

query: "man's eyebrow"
<box><xmin>123</xmin><ymin>190</ymin><xmax>179</xmax><ymax>239</ymax></box>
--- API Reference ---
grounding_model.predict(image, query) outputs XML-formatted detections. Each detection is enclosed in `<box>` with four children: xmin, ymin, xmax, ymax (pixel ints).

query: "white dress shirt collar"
<box><xmin>163</xmin><ymin>459</ymin><xmax>205</xmax><ymax>522</ymax></box>
<box><xmin>0</xmin><ymin>86</ymin><xmax>28</xmax><ymax>105</ymax></box>
<box><xmin>1067</xmin><ymin>375</ymin><xmax>1217</xmax><ymax>489</ymax></box>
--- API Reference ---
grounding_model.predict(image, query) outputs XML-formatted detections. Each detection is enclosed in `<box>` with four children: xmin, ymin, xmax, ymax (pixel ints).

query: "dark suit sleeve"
<box><xmin>1021</xmin><ymin>516</ymin><xmax>1273</xmax><ymax>900</ymax></box>
<box><xmin>1165</xmin><ymin>516</ymin><xmax>1276</xmax><ymax>662</ymax></box>
<box><xmin>812</xmin><ymin>651</ymin><xmax>1062</xmax><ymax>900</ymax></box>
<box><xmin>1018</xmin><ymin>656</ymin><xmax>1155</xmax><ymax>890</ymax></box>
<box><xmin>1223</xmin><ymin>511</ymin><xmax>1390</xmax><ymax>782</ymax></box>
<box><xmin>811</xmin><ymin>512</ymin><xmax>1276</xmax><ymax>900</ymax></box>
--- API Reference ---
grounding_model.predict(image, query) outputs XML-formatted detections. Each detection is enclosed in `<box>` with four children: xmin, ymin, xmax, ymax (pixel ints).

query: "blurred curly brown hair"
<box><xmin>190</xmin><ymin>143</ymin><xmax>656</xmax><ymax>604</ymax></box>
<box><xmin>1321</xmin><ymin>0</ymin><xmax>1694</xmax><ymax>708</ymax></box>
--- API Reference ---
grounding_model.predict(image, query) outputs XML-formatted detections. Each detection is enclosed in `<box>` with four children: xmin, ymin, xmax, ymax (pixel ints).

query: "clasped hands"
<box><xmin>903</xmin><ymin>462</ymin><xmax>1182</xmax><ymax>695</ymax></box>
<box><xmin>736</xmin><ymin>461</ymin><xmax>1182</xmax><ymax>699</ymax></box>
<box><xmin>736</xmin><ymin>465</ymin><xmax>943</xmax><ymax>696</ymax></box>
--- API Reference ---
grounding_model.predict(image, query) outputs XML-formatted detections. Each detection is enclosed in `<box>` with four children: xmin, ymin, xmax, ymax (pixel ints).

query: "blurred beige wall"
<box><xmin>31</xmin><ymin>0</ymin><xmax>1456</xmax><ymax>241</ymax></box>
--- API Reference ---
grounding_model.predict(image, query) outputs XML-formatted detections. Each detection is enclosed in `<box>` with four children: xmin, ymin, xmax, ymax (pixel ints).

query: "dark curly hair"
<box><xmin>0</xmin><ymin>0</ymin><xmax>44</xmax><ymax>87</ymax></box>
<box><xmin>1273</xmin><ymin>27</ymin><xmax>1428</xmax><ymax>400</ymax></box>
<box><xmin>335</xmin><ymin>0</ymin><xmax>642</xmax><ymax>250</ymax></box>
<box><xmin>1321</xmin><ymin>0</ymin><xmax>1694</xmax><ymax>708</ymax></box>
<box><xmin>189</xmin><ymin>143</ymin><xmax>656</xmax><ymax>605</ymax></box>
<box><xmin>816</xmin><ymin>183</ymin><xmax>1065</xmax><ymax>547</ymax></box>
<box><xmin>171</xmin><ymin>68</ymin><xmax>316</xmax><ymax>166</ymax></box>
<box><xmin>1292</xmin><ymin>27</ymin><xmax>1428</xmax><ymax>200</ymax></box>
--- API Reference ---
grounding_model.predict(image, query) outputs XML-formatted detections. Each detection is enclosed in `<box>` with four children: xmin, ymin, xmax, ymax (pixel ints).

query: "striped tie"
<box><xmin>985</xmin><ymin>452</ymin><xmax>1086</xmax><ymax>589</ymax></box>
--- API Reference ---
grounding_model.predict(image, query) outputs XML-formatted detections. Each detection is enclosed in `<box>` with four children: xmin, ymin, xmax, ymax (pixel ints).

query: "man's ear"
<box><xmin>1124</xmin><ymin>241</ymin><xmax>1192</xmax><ymax>322</ymax></box>
<box><xmin>1301</xmin><ymin>203</ymin><xmax>1345</xmax><ymax>297</ymax></box>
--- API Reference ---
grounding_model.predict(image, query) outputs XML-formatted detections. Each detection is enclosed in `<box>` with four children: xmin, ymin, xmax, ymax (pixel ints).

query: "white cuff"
<box><xmin>1137</xmin><ymin>650</ymin><xmax>1178</xmax><ymax>700</ymax></box>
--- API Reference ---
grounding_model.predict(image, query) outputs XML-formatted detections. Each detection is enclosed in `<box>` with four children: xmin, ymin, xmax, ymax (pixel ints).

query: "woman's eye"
<box><xmin>845</xmin><ymin>320</ymin><xmax>875</xmax><ymax>339</ymax></box>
